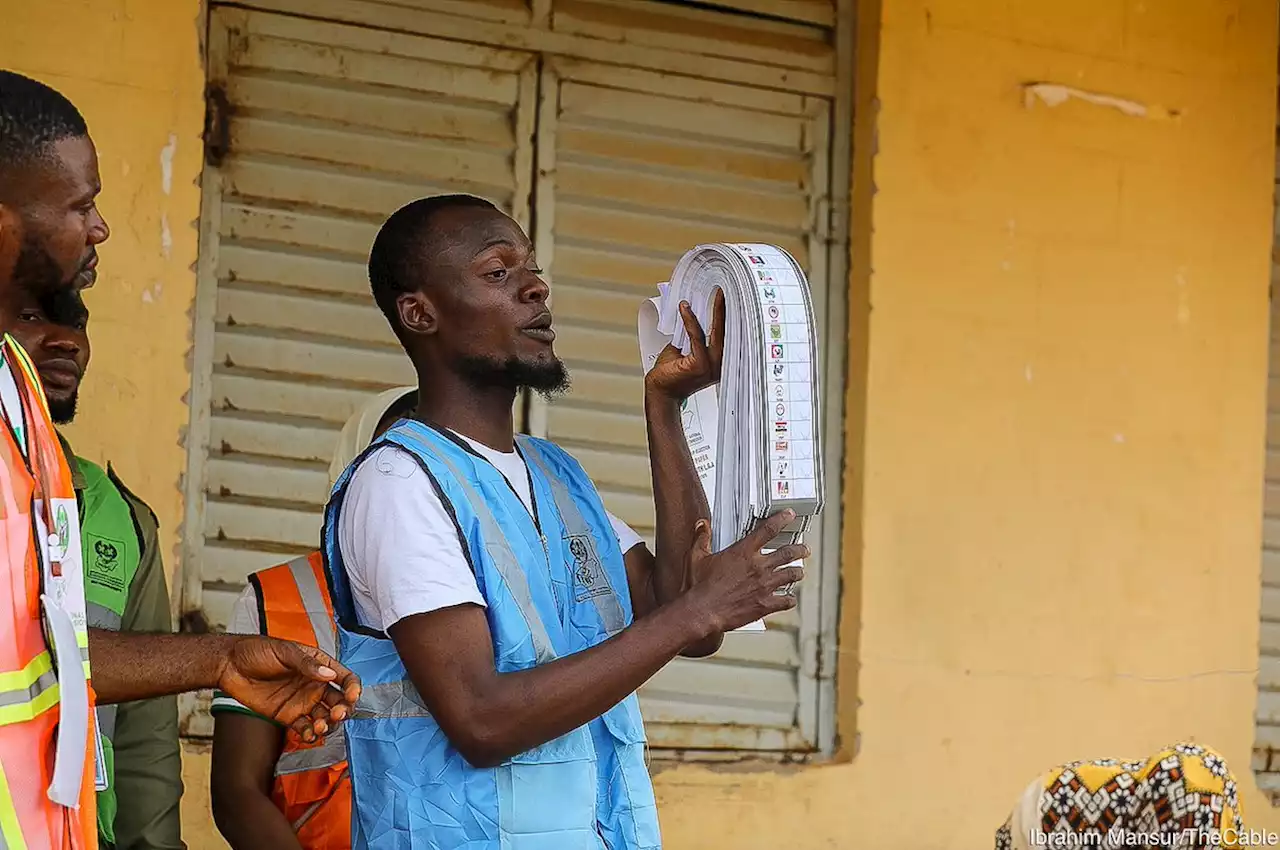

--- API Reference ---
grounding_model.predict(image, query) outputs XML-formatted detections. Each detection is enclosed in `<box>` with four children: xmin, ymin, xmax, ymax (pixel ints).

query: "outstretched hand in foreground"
<box><xmin>217</xmin><ymin>636</ymin><xmax>362</xmax><ymax>742</ymax></box>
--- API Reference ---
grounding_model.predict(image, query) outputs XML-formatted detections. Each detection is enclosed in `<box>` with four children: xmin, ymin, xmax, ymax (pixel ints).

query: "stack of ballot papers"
<box><xmin>638</xmin><ymin>243</ymin><xmax>824</xmax><ymax>631</ymax></box>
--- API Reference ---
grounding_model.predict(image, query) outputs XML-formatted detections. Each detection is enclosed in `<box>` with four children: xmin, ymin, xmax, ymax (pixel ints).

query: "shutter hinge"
<box><xmin>203</xmin><ymin>82</ymin><xmax>232</xmax><ymax>169</ymax></box>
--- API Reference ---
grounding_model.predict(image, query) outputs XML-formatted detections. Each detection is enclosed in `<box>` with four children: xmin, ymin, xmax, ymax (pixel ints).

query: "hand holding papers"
<box><xmin>638</xmin><ymin>243</ymin><xmax>825</xmax><ymax>631</ymax></box>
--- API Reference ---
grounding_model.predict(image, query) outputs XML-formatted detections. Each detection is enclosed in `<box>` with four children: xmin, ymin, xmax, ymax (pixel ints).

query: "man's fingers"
<box><xmin>679</xmin><ymin>301</ymin><xmax>710</xmax><ymax>365</ymax></box>
<box><xmin>309</xmin><ymin>698</ymin><xmax>333</xmax><ymax>734</ymax></box>
<box><xmin>285</xmin><ymin>643</ymin><xmax>340</xmax><ymax>682</ymax></box>
<box><xmin>761</xmin><ymin>544</ymin><xmax>809</xmax><ymax>569</ymax></box>
<box><xmin>747</xmin><ymin>509</ymin><xmax>796</xmax><ymax>548</ymax></box>
<box><xmin>768</xmin><ymin>565</ymin><xmax>805</xmax><ymax>590</ymax></box>
<box><xmin>309</xmin><ymin>646</ymin><xmax>361</xmax><ymax>709</ymax></box>
<box><xmin>340</xmin><ymin>670</ymin><xmax>362</xmax><ymax>706</ymax></box>
<box><xmin>709</xmin><ymin>289</ymin><xmax>726</xmax><ymax>364</ymax></box>
<box><xmin>319</xmin><ymin>685</ymin><xmax>354</xmax><ymax>724</ymax></box>
<box><xmin>764</xmin><ymin>592</ymin><xmax>799</xmax><ymax>614</ymax></box>
<box><xmin>291</xmin><ymin>715</ymin><xmax>317</xmax><ymax>743</ymax></box>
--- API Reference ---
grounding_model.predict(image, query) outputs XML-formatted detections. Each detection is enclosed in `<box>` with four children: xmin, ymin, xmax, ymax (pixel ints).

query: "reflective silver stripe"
<box><xmin>274</xmin><ymin>726</ymin><xmax>347</xmax><ymax>776</ymax></box>
<box><xmin>96</xmin><ymin>704</ymin><xmax>118</xmax><ymax>744</ymax></box>
<box><xmin>517</xmin><ymin>437</ymin><xmax>626</xmax><ymax>634</ymax></box>
<box><xmin>273</xmin><ymin>680</ymin><xmax>432</xmax><ymax>776</ymax></box>
<box><xmin>352</xmin><ymin>679</ymin><xmax>431</xmax><ymax>719</ymax></box>
<box><xmin>0</xmin><ymin>667</ymin><xmax>57</xmax><ymax>709</ymax></box>
<box><xmin>86</xmin><ymin>601</ymin><xmax>121</xmax><ymax>631</ymax></box>
<box><xmin>421</xmin><ymin>441</ymin><xmax>558</xmax><ymax>665</ymax></box>
<box><xmin>286</xmin><ymin>556</ymin><xmax>337</xmax><ymax>658</ymax></box>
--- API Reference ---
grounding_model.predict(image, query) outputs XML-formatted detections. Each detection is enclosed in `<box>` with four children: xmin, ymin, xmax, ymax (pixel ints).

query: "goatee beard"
<box><xmin>454</xmin><ymin>354</ymin><xmax>571</xmax><ymax>402</ymax></box>
<box><xmin>49</xmin><ymin>392</ymin><xmax>77</xmax><ymax>426</ymax></box>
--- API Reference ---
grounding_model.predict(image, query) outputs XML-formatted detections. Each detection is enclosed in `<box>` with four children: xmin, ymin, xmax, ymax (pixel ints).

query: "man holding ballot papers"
<box><xmin>322</xmin><ymin>193</ymin><xmax>808</xmax><ymax>850</ymax></box>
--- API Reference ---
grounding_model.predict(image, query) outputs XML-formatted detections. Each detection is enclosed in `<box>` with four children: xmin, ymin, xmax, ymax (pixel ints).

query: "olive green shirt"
<box><xmin>61</xmin><ymin>434</ymin><xmax>185</xmax><ymax>850</ymax></box>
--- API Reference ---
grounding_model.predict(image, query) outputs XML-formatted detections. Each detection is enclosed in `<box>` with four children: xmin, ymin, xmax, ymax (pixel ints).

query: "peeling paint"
<box><xmin>160</xmin><ymin>133</ymin><xmax>177</xmax><ymax>196</ymax></box>
<box><xmin>161</xmin><ymin>214</ymin><xmax>172</xmax><ymax>259</ymax></box>
<box><xmin>1022</xmin><ymin>82</ymin><xmax>1179</xmax><ymax>121</ymax></box>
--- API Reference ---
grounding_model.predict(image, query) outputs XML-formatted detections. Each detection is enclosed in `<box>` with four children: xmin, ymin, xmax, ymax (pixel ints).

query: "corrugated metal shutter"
<box><xmin>555</xmin><ymin>0</ymin><xmax>834</xmax><ymax>79</ymax></box>
<box><xmin>186</xmin><ymin>0</ymin><xmax>844</xmax><ymax>753</ymax></box>
<box><xmin>652</xmin><ymin>0</ymin><xmax>835</xmax><ymax>26</ymax></box>
<box><xmin>531</xmin><ymin>58</ymin><xmax>832</xmax><ymax>751</ymax></box>
<box><xmin>1255</xmin><ymin>143</ymin><xmax>1280</xmax><ymax>799</ymax></box>
<box><xmin>186</xmin><ymin>7</ymin><xmax>536</xmax><ymax>627</ymax></box>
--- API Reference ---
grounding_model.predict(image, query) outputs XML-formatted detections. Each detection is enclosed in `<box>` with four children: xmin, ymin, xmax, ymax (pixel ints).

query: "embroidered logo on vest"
<box><xmin>88</xmin><ymin>536</ymin><xmax>126</xmax><ymax>592</ymax></box>
<box><xmin>567</xmin><ymin>534</ymin><xmax>609</xmax><ymax>602</ymax></box>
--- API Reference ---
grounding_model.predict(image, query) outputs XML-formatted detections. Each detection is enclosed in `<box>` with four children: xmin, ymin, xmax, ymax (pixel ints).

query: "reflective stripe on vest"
<box><xmin>255</xmin><ymin>553</ymin><xmax>354</xmax><ymax>849</ymax></box>
<box><xmin>0</xmin><ymin>653</ymin><xmax>59</xmax><ymax>727</ymax></box>
<box><xmin>0</xmin><ymin>336</ymin><xmax>99</xmax><ymax>850</ymax></box>
<box><xmin>517</xmin><ymin>436</ymin><xmax>626</xmax><ymax>635</ymax></box>
<box><xmin>0</xmin><ymin>759</ymin><xmax>25</xmax><ymax>849</ymax></box>
<box><xmin>273</xmin><ymin>678</ymin><xmax>433</xmax><ymax>777</ymax></box>
<box><xmin>424</xmin><ymin>443</ymin><xmax>558</xmax><ymax>664</ymax></box>
<box><xmin>286</xmin><ymin>557</ymin><xmax>337</xmax><ymax>658</ymax></box>
<box><xmin>274</xmin><ymin>727</ymin><xmax>347</xmax><ymax>776</ymax></box>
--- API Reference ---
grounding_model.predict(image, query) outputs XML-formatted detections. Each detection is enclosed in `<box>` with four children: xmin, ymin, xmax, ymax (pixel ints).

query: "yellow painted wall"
<box><xmin>0</xmin><ymin>0</ymin><xmax>206</xmax><ymax>596</ymax></box>
<box><xmin>8</xmin><ymin>0</ymin><xmax>1280</xmax><ymax>847</ymax></box>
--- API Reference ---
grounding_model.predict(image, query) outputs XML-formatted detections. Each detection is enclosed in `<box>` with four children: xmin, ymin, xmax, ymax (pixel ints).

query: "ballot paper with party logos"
<box><xmin>638</xmin><ymin>244</ymin><xmax>824</xmax><ymax>631</ymax></box>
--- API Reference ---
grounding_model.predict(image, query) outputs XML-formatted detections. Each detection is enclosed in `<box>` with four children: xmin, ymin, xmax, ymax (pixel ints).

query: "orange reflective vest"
<box><xmin>0</xmin><ymin>335</ymin><xmax>99</xmax><ymax>850</ymax></box>
<box><xmin>252</xmin><ymin>552</ymin><xmax>350</xmax><ymax>850</ymax></box>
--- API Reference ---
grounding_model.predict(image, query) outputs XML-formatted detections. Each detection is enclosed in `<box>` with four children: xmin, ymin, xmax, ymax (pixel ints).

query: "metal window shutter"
<box><xmin>531</xmin><ymin>59</ymin><xmax>833</xmax><ymax>751</ymax></box>
<box><xmin>187</xmin><ymin>7</ymin><xmax>537</xmax><ymax>626</ymax></box>
<box><xmin>649</xmin><ymin>0</ymin><xmax>835</xmax><ymax>27</ymax></box>
<box><xmin>1256</xmin><ymin>147</ymin><xmax>1280</xmax><ymax>796</ymax></box>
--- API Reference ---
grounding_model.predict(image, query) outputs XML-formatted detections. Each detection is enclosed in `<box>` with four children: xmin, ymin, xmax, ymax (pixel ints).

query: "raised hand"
<box><xmin>645</xmin><ymin>288</ymin><xmax>726</xmax><ymax>403</ymax></box>
<box><xmin>681</xmin><ymin>509</ymin><xmax>809</xmax><ymax>634</ymax></box>
<box><xmin>217</xmin><ymin>636</ymin><xmax>362</xmax><ymax>742</ymax></box>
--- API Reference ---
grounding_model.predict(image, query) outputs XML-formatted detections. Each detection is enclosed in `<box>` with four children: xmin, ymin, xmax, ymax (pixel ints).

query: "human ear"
<box><xmin>397</xmin><ymin>290</ymin><xmax>438</xmax><ymax>336</ymax></box>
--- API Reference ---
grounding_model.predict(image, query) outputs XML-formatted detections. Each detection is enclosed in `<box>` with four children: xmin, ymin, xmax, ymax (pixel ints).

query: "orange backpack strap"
<box><xmin>254</xmin><ymin>552</ymin><xmax>336</xmax><ymax>655</ymax></box>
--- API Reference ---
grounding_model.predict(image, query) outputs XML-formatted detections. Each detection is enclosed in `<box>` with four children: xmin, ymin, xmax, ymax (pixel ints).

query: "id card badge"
<box><xmin>35</xmin><ymin>498</ymin><xmax>87</xmax><ymax>623</ymax></box>
<box><xmin>93</xmin><ymin>723</ymin><xmax>108</xmax><ymax>792</ymax></box>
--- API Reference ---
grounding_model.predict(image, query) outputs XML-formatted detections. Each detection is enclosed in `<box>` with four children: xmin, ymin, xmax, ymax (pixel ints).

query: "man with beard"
<box><xmin>0</xmin><ymin>69</ymin><xmax>360</xmax><ymax>849</ymax></box>
<box><xmin>8</xmin><ymin>289</ymin><xmax>183</xmax><ymax>850</ymax></box>
<box><xmin>322</xmin><ymin>194</ymin><xmax>807</xmax><ymax>850</ymax></box>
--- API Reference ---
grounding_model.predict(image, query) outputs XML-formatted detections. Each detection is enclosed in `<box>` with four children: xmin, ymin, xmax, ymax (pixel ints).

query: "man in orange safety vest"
<box><xmin>210</xmin><ymin>388</ymin><xmax>417</xmax><ymax>850</ymax></box>
<box><xmin>0</xmin><ymin>69</ymin><xmax>362</xmax><ymax>850</ymax></box>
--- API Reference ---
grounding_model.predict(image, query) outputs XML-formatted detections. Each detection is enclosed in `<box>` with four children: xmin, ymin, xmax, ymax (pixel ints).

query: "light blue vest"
<box><xmin>323</xmin><ymin>421</ymin><xmax>661</xmax><ymax>850</ymax></box>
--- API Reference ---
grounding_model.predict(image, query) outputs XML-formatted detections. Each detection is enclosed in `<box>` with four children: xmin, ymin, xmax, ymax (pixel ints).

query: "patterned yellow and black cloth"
<box><xmin>996</xmin><ymin>743</ymin><xmax>1245</xmax><ymax>849</ymax></box>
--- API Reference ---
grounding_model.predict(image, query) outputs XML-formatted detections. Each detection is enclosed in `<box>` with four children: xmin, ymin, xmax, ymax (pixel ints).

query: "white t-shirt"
<box><xmin>222</xmin><ymin>431</ymin><xmax>643</xmax><ymax>636</ymax></box>
<box><xmin>338</xmin><ymin>431</ymin><xmax>642</xmax><ymax>631</ymax></box>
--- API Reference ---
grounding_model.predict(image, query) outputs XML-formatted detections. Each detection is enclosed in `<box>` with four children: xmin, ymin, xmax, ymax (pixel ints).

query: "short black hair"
<box><xmin>0</xmin><ymin>70</ymin><xmax>88</xmax><ymax>193</ymax></box>
<box><xmin>367</xmin><ymin>194</ymin><xmax>498</xmax><ymax>335</ymax></box>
